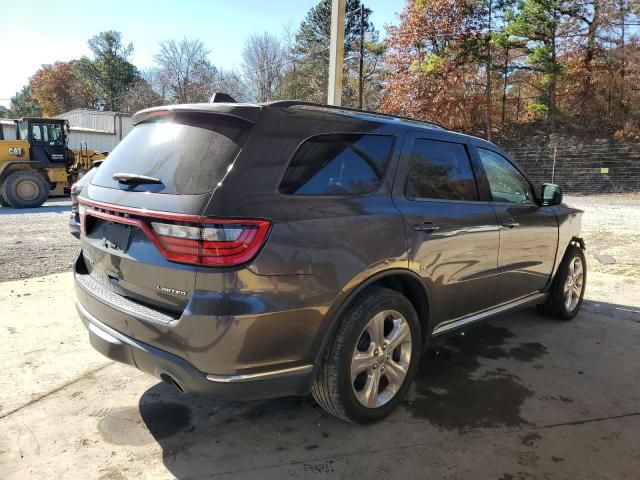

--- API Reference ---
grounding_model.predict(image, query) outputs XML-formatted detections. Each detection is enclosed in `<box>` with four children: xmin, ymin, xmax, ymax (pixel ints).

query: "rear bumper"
<box><xmin>76</xmin><ymin>300</ymin><xmax>314</xmax><ymax>401</ymax></box>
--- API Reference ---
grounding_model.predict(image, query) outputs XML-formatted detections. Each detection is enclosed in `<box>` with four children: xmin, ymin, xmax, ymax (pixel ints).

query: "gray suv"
<box><xmin>74</xmin><ymin>101</ymin><xmax>586</xmax><ymax>423</ymax></box>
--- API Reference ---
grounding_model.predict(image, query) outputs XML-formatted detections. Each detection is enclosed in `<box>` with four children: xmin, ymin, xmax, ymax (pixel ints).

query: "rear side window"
<box><xmin>405</xmin><ymin>139</ymin><xmax>478</xmax><ymax>201</ymax></box>
<box><xmin>92</xmin><ymin>113</ymin><xmax>250</xmax><ymax>195</ymax></box>
<box><xmin>279</xmin><ymin>134</ymin><xmax>394</xmax><ymax>195</ymax></box>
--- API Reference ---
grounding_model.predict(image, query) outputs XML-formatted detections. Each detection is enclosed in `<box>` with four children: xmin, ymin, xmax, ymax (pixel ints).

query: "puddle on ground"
<box><xmin>406</xmin><ymin>323</ymin><xmax>549</xmax><ymax>432</ymax></box>
<box><xmin>98</xmin><ymin>403</ymin><xmax>192</xmax><ymax>446</ymax></box>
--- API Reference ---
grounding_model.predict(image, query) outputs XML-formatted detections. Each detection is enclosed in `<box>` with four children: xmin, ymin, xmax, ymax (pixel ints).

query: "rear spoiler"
<box><xmin>132</xmin><ymin>103</ymin><xmax>261</xmax><ymax>126</ymax></box>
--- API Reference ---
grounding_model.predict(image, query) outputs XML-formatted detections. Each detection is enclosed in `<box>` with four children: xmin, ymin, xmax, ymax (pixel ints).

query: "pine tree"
<box><xmin>282</xmin><ymin>0</ymin><xmax>379</xmax><ymax>106</ymax></box>
<box><xmin>76</xmin><ymin>31</ymin><xmax>138</xmax><ymax>111</ymax></box>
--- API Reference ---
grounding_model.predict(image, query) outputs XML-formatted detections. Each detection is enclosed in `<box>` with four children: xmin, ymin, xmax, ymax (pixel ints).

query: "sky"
<box><xmin>0</xmin><ymin>0</ymin><xmax>405</xmax><ymax>107</ymax></box>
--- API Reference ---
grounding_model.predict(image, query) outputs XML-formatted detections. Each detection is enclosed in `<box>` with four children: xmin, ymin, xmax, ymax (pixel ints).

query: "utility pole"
<box><xmin>485</xmin><ymin>0</ymin><xmax>493</xmax><ymax>141</ymax></box>
<box><xmin>358</xmin><ymin>4</ymin><xmax>365</xmax><ymax>109</ymax></box>
<box><xmin>328</xmin><ymin>0</ymin><xmax>346</xmax><ymax>106</ymax></box>
<box><xmin>620</xmin><ymin>0</ymin><xmax>627</xmax><ymax>117</ymax></box>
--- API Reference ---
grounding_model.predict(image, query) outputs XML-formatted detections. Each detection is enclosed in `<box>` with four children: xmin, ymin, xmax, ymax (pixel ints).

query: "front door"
<box><xmin>28</xmin><ymin>121</ymin><xmax>67</xmax><ymax>165</ymax></box>
<box><xmin>474</xmin><ymin>147</ymin><xmax>558</xmax><ymax>303</ymax></box>
<box><xmin>393</xmin><ymin>133</ymin><xmax>501</xmax><ymax>330</ymax></box>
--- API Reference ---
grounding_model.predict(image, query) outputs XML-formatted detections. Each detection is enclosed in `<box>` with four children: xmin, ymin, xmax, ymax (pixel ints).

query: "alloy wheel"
<box><xmin>350</xmin><ymin>310</ymin><xmax>412</xmax><ymax>408</ymax></box>
<box><xmin>564</xmin><ymin>256</ymin><xmax>584</xmax><ymax>312</ymax></box>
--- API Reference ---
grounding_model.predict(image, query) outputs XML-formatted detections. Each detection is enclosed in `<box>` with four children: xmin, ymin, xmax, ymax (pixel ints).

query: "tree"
<box><xmin>29</xmin><ymin>62</ymin><xmax>93</xmax><ymax>117</ymax></box>
<box><xmin>285</xmin><ymin>0</ymin><xmax>377</xmax><ymax>105</ymax></box>
<box><xmin>381</xmin><ymin>0</ymin><xmax>487</xmax><ymax>130</ymax></box>
<box><xmin>9</xmin><ymin>86</ymin><xmax>42</xmax><ymax>118</ymax></box>
<box><xmin>153</xmin><ymin>38</ymin><xmax>217</xmax><ymax>103</ymax></box>
<box><xmin>76</xmin><ymin>31</ymin><xmax>138</xmax><ymax>111</ymax></box>
<box><xmin>120</xmin><ymin>76</ymin><xmax>164</xmax><ymax>113</ymax></box>
<box><xmin>504</xmin><ymin>0</ymin><xmax>577</xmax><ymax>131</ymax></box>
<box><xmin>213</xmin><ymin>69</ymin><xmax>247</xmax><ymax>102</ymax></box>
<box><xmin>557</xmin><ymin>0</ymin><xmax>640</xmax><ymax>129</ymax></box>
<box><xmin>381</xmin><ymin>0</ymin><xmax>640</xmax><ymax>136</ymax></box>
<box><xmin>241</xmin><ymin>32</ymin><xmax>285</xmax><ymax>102</ymax></box>
<box><xmin>0</xmin><ymin>106</ymin><xmax>11</xmax><ymax>118</ymax></box>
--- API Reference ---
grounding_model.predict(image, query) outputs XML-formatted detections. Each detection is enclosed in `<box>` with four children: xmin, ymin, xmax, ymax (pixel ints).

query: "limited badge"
<box><xmin>156</xmin><ymin>285</ymin><xmax>187</xmax><ymax>296</ymax></box>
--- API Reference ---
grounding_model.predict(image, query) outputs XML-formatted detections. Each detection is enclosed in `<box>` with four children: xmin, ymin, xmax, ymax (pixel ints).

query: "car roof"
<box><xmin>133</xmin><ymin>101</ymin><xmax>447</xmax><ymax>131</ymax></box>
<box><xmin>132</xmin><ymin>101</ymin><xmax>503</xmax><ymax>152</ymax></box>
<box><xmin>263</xmin><ymin>100</ymin><xmax>447</xmax><ymax>131</ymax></box>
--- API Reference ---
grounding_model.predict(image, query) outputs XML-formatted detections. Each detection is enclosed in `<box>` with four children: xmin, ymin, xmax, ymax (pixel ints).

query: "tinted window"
<box><xmin>30</xmin><ymin>123</ymin><xmax>64</xmax><ymax>146</ymax></box>
<box><xmin>406</xmin><ymin>139</ymin><xmax>478</xmax><ymax>201</ymax></box>
<box><xmin>478</xmin><ymin>148</ymin><xmax>535</xmax><ymax>204</ymax></box>
<box><xmin>92</xmin><ymin>113</ymin><xmax>250</xmax><ymax>195</ymax></box>
<box><xmin>279</xmin><ymin>134</ymin><xmax>394</xmax><ymax>195</ymax></box>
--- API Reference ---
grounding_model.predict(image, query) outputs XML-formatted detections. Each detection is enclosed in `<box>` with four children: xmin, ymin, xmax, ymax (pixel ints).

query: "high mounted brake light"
<box><xmin>79</xmin><ymin>199</ymin><xmax>270</xmax><ymax>267</ymax></box>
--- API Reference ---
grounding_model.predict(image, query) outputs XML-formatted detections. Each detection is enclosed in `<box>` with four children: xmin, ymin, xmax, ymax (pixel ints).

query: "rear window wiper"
<box><xmin>113</xmin><ymin>173</ymin><xmax>163</xmax><ymax>185</ymax></box>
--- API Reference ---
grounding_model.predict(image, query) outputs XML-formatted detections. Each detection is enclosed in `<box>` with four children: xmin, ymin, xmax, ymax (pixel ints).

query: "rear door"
<box><xmin>393</xmin><ymin>132</ymin><xmax>501</xmax><ymax>330</ymax></box>
<box><xmin>472</xmin><ymin>146</ymin><xmax>558</xmax><ymax>303</ymax></box>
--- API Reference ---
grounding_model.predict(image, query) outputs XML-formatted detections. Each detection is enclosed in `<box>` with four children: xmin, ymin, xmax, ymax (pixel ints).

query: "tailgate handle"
<box><xmin>413</xmin><ymin>222</ymin><xmax>440</xmax><ymax>233</ymax></box>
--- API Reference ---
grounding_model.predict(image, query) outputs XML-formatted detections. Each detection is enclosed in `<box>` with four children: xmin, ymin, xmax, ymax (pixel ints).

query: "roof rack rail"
<box><xmin>265</xmin><ymin>100</ymin><xmax>447</xmax><ymax>130</ymax></box>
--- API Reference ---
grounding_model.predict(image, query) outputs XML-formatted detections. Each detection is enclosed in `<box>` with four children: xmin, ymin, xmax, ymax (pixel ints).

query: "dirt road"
<box><xmin>1</xmin><ymin>270</ymin><xmax>639</xmax><ymax>479</ymax></box>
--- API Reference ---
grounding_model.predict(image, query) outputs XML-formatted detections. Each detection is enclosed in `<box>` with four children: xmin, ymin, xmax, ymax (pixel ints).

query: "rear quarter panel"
<box><xmin>204</xmin><ymin>107</ymin><xmax>409</xmax><ymax>285</ymax></box>
<box><xmin>203</xmin><ymin>108</ymin><xmax>410</xmax><ymax>363</ymax></box>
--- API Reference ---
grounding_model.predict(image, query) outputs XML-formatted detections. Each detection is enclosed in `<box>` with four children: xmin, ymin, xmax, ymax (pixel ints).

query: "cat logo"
<box><xmin>8</xmin><ymin>147</ymin><xmax>24</xmax><ymax>157</ymax></box>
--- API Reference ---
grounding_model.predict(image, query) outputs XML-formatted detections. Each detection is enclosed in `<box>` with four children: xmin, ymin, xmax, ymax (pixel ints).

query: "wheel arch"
<box><xmin>546</xmin><ymin>236</ymin><xmax>586</xmax><ymax>292</ymax></box>
<box><xmin>313</xmin><ymin>268</ymin><xmax>432</xmax><ymax>367</ymax></box>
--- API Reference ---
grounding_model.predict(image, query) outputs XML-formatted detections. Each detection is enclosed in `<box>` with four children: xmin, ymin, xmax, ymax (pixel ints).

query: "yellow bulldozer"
<box><xmin>0</xmin><ymin>117</ymin><xmax>107</xmax><ymax>208</ymax></box>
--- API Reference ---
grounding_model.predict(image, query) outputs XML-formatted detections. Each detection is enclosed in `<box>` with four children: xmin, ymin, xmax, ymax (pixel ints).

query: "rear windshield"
<box><xmin>92</xmin><ymin>113</ymin><xmax>250</xmax><ymax>195</ymax></box>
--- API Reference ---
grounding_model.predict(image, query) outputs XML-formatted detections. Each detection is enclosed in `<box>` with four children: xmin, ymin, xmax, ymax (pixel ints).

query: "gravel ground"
<box><xmin>0</xmin><ymin>198</ymin><xmax>79</xmax><ymax>282</ymax></box>
<box><xmin>0</xmin><ymin>194</ymin><xmax>637</xmax><ymax>283</ymax></box>
<box><xmin>565</xmin><ymin>193</ymin><xmax>640</xmax><ymax>280</ymax></box>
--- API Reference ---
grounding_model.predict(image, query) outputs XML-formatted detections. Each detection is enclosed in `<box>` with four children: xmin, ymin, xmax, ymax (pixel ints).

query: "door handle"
<box><xmin>501</xmin><ymin>218</ymin><xmax>520</xmax><ymax>228</ymax></box>
<box><xmin>413</xmin><ymin>222</ymin><xmax>440</xmax><ymax>233</ymax></box>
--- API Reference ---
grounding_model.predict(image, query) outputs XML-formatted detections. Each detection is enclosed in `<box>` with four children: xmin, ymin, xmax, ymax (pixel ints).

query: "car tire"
<box><xmin>538</xmin><ymin>245</ymin><xmax>586</xmax><ymax>320</ymax></box>
<box><xmin>0</xmin><ymin>170</ymin><xmax>50</xmax><ymax>208</ymax></box>
<box><xmin>312</xmin><ymin>286</ymin><xmax>421</xmax><ymax>424</ymax></box>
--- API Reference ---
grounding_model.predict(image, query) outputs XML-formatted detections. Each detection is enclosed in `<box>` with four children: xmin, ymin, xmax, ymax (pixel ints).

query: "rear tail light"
<box><xmin>151</xmin><ymin>220</ymin><xmax>270</xmax><ymax>266</ymax></box>
<box><xmin>79</xmin><ymin>199</ymin><xmax>270</xmax><ymax>266</ymax></box>
<box><xmin>151</xmin><ymin>219</ymin><xmax>270</xmax><ymax>266</ymax></box>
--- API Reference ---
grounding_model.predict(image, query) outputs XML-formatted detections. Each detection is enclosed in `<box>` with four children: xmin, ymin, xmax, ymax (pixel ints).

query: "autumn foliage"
<box><xmin>383</xmin><ymin>0</ymin><xmax>640</xmax><ymax>138</ymax></box>
<box><xmin>29</xmin><ymin>62</ymin><xmax>93</xmax><ymax>117</ymax></box>
<box><xmin>5</xmin><ymin>1</ymin><xmax>640</xmax><ymax>140</ymax></box>
<box><xmin>382</xmin><ymin>0</ymin><xmax>486</xmax><ymax>130</ymax></box>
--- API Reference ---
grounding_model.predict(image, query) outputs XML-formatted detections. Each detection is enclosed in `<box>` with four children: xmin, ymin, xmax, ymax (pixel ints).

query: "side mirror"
<box><xmin>541</xmin><ymin>183</ymin><xmax>563</xmax><ymax>206</ymax></box>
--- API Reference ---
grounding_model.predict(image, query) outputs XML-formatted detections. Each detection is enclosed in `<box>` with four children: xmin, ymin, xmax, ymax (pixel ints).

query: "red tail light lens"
<box><xmin>151</xmin><ymin>220</ymin><xmax>271</xmax><ymax>266</ymax></box>
<box><xmin>79</xmin><ymin>199</ymin><xmax>270</xmax><ymax>267</ymax></box>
